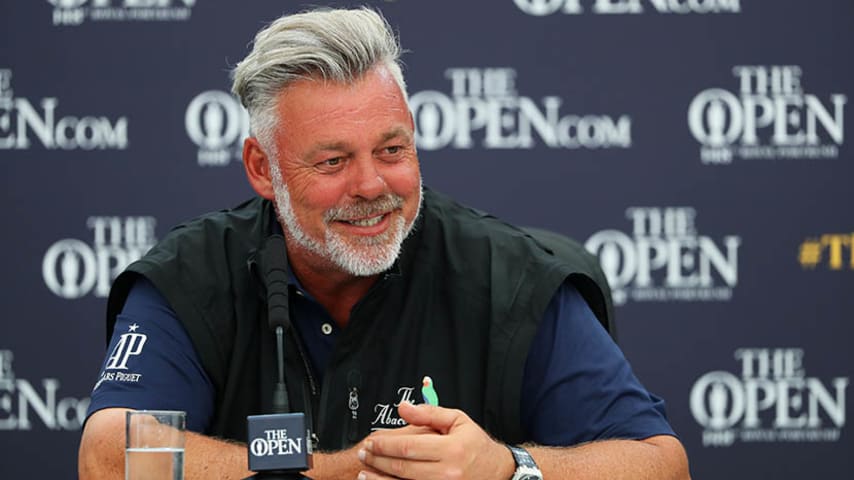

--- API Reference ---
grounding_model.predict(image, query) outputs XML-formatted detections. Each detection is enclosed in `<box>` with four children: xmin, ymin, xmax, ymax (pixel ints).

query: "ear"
<box><xmin>242</xmin><ymin>137</ymin><xmax>275</xmax><ymax>200</ymax></box>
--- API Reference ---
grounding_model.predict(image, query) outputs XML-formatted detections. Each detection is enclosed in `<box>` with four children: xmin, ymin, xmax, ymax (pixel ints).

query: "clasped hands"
<box><xmin>355</xmin><ymin>401</ymin><xmax>515</xmax><ymax>480</ymax></box>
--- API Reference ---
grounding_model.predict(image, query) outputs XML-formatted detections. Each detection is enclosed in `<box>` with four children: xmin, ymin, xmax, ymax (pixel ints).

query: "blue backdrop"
<box><xmin>1</xmin><ymin>1</ymin><xmax>851</xmax><ymax>477</ymax></box>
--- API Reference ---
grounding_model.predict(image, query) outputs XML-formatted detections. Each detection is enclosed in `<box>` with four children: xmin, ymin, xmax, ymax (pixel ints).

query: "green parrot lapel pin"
<box><xmin>421</xmin><ymin>375</ymin><xmax>439</xmax><ymax>406</ymax></box>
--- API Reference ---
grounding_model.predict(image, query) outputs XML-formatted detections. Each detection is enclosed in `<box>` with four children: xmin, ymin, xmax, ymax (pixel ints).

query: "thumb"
<box><xmin>398</xmin><ymin>401</ymin><xmax>461</xmax><ymax>434</ymax></box>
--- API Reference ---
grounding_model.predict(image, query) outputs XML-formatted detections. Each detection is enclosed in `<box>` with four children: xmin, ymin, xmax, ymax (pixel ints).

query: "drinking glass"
<box><xmin>125</xmin><ymin>410</ymin><xmax>186</xmax><ymax>480</ymax></box>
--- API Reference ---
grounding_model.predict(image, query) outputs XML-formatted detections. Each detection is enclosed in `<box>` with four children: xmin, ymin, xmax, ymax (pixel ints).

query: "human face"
<box><xmin>269</xmin><ymin>65</ymin><xmax>422</xmax><ymax>277</ymax></box>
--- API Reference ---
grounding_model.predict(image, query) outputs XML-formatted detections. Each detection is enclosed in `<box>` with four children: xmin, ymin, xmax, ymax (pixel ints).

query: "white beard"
<box><xmin>269</xmin><ymin>161</ymin><xmax>420</xmax><ymax>277</ymax></box>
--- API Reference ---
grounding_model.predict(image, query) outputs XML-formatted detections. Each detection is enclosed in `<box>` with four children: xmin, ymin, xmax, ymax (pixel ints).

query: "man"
<box><xmin>79</xmin><ymin>7</ymin><xmax>690</xmax><ymax>480</ymax></box>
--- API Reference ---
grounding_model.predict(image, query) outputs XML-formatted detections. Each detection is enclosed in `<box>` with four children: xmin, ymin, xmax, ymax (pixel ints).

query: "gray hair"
<box><xmin>231</xmin><ymin>7</ymin><xmax>407</xmax><ymax>152</ymax></box>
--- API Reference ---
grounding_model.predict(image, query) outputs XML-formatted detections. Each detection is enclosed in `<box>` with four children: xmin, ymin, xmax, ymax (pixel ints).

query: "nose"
<box><xmin>348</xmin><ymin>156</ymin><xmax>387</xmax><ymax>200</ymax></box>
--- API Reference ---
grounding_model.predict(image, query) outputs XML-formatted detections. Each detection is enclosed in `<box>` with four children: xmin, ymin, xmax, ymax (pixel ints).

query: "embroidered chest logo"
<box><xmin>371</xmin><ymin>386</ymin><xmax>418</xmax><ymax>431</ymax></box>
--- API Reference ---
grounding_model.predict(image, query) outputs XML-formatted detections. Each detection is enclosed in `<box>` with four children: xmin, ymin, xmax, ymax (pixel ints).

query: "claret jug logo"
<box><xmin>250</xmin><ymin>428</ymin><xmax>304</xmax><ymax>458</ymax></box>
<box><xmin>0</xmin><ymin>69</ymin><xmax>128</xmax><ymax>151</ymax></box>
<box><xmin>513</xmin><ymin>0</ymin><xmax>740</xmax><ymax>16</ymax></box>
<box><xmin>0</xmin><ymin>349</ymin><xmax>90</xmax><ymax>431</ymax></box>
<box><xmin>799</xmin><ymin>233</ymin><xmax>854</xmax><ymax>270</ymax></box>
<box><xmin>689</xmin><ymin>65</ymin><xmax>847</xmax><ymax>164</ymax></box>
<box><xmin>691</xmin><ymin>348</ymin><xmax>849</xmax><ymax>446</ymax></box>
<box><xmin>42</xmin><ymin>216</ymin><xmax>157</xmax><ymax>299</ymax></box>
<box><xmin>584</xmin><ymin>207</ymin><xmax>740</xmax><ymax>305</ymax></box>
<box><xmin>185</xmin><ymin>90</ymin><xmax>250</xmax><ymax>167</ymax></box>
<box><xmin>410</xmin><ymin>67</ymin><xmax>631</xmax><ymax>151</ymax></box>
<box><xmin>48</xmin><ymin>0</ymin><xmax>196</xmax><ymax>26</ymax></box>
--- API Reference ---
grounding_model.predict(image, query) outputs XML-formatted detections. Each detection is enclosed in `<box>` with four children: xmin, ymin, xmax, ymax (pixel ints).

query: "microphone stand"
<box><xmin>244</xmin><ymin>235</ymin><xmax>312</xmax><ymax>480</ymax></box>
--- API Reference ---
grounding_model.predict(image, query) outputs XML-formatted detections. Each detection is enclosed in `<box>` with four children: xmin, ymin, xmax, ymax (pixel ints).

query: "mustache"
<box><xmin>324</xmin><ymin>194</ymin><xmax>405</xmax><ymax>222</ymax></box>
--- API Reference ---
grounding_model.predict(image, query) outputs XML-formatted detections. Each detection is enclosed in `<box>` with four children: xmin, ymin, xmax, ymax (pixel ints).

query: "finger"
<box><xmin>359</xmin><ymin>446</ymin><xmax>444</xmax><ymax>480</ymax></box>
<box><xmin>369</xmin><ymin>424</ymin><xmax>436</xmax><ymax>437</ymax></box>
<box><xmin>362</xmin><ymin>433</ymin><xmax>450</xmax><ymax>462</ymax></box>
<box><xmin>357</xmin><ymin>470</ymin><xmax>397</xmax><ymax>480</ymax></box>
<box><xmin>397</xmin><ymin>401</ymin><xmax>462</xmax><ymax>434</ymax></box>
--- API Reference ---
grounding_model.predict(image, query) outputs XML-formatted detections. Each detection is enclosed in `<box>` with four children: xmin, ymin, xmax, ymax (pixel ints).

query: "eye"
<box><xmin>385</xmin><ymin>146</ymin><xmax>401</xmax><ymax>154</ymax></box>
<box><xmin>315</xmin><ymin>156</ymin><xmax>346</xmax><ymax>172</ymax></box>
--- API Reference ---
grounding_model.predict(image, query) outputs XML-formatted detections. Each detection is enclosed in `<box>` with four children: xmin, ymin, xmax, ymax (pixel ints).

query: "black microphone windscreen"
<box><xmin>261</xmin><ymin>234</ymin><xmax>291</xmax><ymax>331</ymax></box>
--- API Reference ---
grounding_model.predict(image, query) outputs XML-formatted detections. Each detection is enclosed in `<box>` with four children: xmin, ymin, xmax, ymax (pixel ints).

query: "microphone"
<box><xmin>260</xmin><ymin>234</ymin><xmax>291</xmax><ymax>413</ymax></box>
<box><xmin>246</xmin><ymin>413</ymin><xmax>312</xmax><ymax>478</ymax></box>
<box><xmin>244</xmin><ymin>235</ymin><xmax>312</xmax><ymax>479</ymax></box>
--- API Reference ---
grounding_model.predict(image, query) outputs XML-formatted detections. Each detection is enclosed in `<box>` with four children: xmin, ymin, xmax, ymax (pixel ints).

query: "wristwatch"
<box><xmin>507</xmin><ymin>445</ymin><xmax>543</xmax><ymax>480</ymax></box>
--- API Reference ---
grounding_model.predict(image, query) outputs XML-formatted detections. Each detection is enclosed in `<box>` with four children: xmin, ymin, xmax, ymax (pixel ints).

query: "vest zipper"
<box><xmin>347</xmin><ymin>370</ymin><xmax>362</xmax><ymax>443</ymax></box>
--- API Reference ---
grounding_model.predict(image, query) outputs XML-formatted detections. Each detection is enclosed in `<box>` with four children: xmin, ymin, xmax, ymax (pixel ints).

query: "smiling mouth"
<box><xmin>339</xmin><ymin>213</ymin><xmax>387</xmax><ymax>227</ymax></box>
<box><xmin>327</xmin><ymin>194</ymin><xmax>406</xmax><ymax>232</ymax></box>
